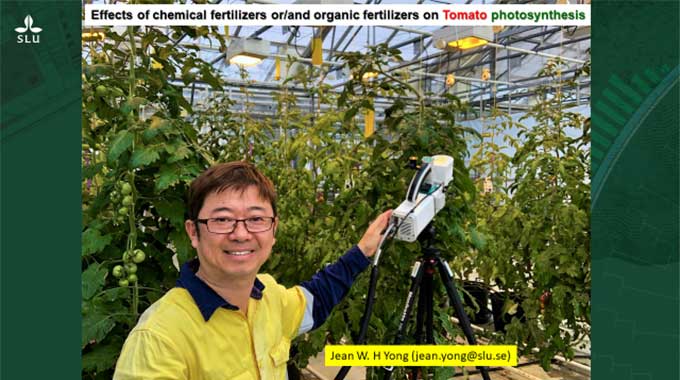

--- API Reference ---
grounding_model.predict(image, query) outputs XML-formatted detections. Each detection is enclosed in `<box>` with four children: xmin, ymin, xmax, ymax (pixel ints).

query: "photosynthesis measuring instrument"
<box><xmin>335</xmin><ymin>155</ymin><xmax>492</xmax><ymax>380</ymax></box>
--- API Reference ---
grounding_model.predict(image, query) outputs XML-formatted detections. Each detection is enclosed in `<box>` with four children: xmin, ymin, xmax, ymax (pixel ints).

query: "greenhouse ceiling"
<box><xmin>86</xmin><ymin>0</ymin><xmax>591</xmax><ymax>118</ymax></box>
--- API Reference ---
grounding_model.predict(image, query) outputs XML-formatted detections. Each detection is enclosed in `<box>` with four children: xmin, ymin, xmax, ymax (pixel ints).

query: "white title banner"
<box><xmin>83</xmin><ymin>4</ymin><xmax>590</xmax><ymax>26</ymax></box>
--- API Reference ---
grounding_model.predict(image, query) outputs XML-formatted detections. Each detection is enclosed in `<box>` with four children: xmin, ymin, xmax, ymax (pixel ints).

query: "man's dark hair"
<box><xmin>187</xmin><ymin>161</ymin><xmax>277</xmax><ymax>222</ymax></box>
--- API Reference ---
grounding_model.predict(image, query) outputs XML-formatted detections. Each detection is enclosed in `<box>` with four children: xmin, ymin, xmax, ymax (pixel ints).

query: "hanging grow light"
<box><xmin>432</xmin><ymin>26</ymin><xmax>493</xmax><ymax>51</ymax></box>
<box><xmin>227</xmin><ymin>38</ymin><xmax>270</xmax><ymax>67</ymax></box>
<box><xmin>362</xmin><ymin>71</ymin><xmax>379</xmax><ymax>82</ymax></box>
<box><xmin>82</xmin><ymin>27</ymin><xmax>106</xmax><ymax>42</ymax></box>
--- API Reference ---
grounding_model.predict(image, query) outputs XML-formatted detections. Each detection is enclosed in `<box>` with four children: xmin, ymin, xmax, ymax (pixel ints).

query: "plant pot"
<box><xmin>462</xmin><ymin>281</ymin><xmax>493</xmax><ymax>325</ymax></box>
<box><xmin>490</xmin><ymin>291</ymin><xmax>526</xmax><ymax>332</ymax></box>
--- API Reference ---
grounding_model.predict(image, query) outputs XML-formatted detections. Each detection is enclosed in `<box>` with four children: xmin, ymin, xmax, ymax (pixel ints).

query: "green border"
<box><xmin>592</xmin><ymin>1</ymin><xmax>679</xmax><ymax>380</ymax></box>
<box><xmin>1</xmin><ymin>1</ymin><xmax>81</xmax><ymax>379</ymax></box>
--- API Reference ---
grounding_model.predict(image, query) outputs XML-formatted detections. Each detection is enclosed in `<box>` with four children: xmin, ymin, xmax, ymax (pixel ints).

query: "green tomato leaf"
<box><xmin>469</xmin><ymin>226</ymin><xmax>487</xmax><ymax>250</ymax></box>
<box><xmin>82</xmin><ymin>262</ymin><xmax>108</xmax><ymax>300</ymax></box>
<box><xmin>149</xmin><ymin>115</ymin><xmax>170</xmax><ymax>130</ymax></box>
<box><xmin>170</xmin><ymin>229</ymin><xmax>194</xmax><ymax>265</ymax></box>
<box><xmin>107</xmin><ymin>130</ymin><xmax>134</xmax><ymax>163</ymax></box>
<box><xmin>167</xmin><ymin>143</ymin><xmax>191</xmax><ymax>163</ymax></box>
<box><xmin>82</xmin><ymin>341</ymin><xmax>122</xmax><ymax>373</ymax></box>
<box><xmin>82</xmin><ymin>311</ymin><xmax>116</xmax><ymax>348</ymax></box>
<box><xmin>131</xmin><ymin>146</ymin><xmax>161</xmax><ymax>168</ymax></box>
<box><xmin>343</xmin><ymin>108</ymin><xmax>358</xmax><ymax>124</ymax></box>
<box><xmin>82</xmin><ymin>162</ymin><xmax>105</xmax><ymax>179</ymax></box>
<box><xmin>101</xmin><ymin>287</ymin><xmax>129</xmax><ymax>303</ymax></box>
<box><xmin>155</xmin><ymin>199</ymin><xmax>186</xmax><ymax>228</ymax></box>
<box><xmin>155</xmin><ymin>164</ymin><xmax>182</xmax><ymax>192</ymax></box>
<box><xmin>82</xmin><ymin>228</ymin><xmax>113</xmax><ymax>257</ymax></box>
<box><xmin>143</xmin><ymin>127</ymin><xmax>162</xmax><ymax>143</ymax></box>
<box><xmin>200</xmin><ymin>65</ymin><xmax>222</xmax><ymax>90</ymax></box>
<box><xmin>125</xmin><ymin>97</ymin><xmax>148</xmax><ymax>108</ymax></box>
<box><xmin>181</xmin><ymin>57</ymin><xmax>195</xmax><ymax>76</ymax></box>
<box><xmin>176</xmin><ymin>94</ymin><xmax>193</xmax><ymax>114</ymax></box>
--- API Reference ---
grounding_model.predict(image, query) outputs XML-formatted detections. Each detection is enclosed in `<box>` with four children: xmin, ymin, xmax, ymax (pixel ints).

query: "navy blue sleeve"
<box><xmin>299</xmin><ymin>245</ymin><xmax>370</xmax><ymax>330</ymax></box>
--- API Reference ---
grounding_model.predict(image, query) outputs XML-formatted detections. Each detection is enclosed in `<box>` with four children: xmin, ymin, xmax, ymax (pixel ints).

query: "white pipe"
<box><xmin>270</xmin><ymin>53</ymin><xmax>344</xmax><ymax>67</ymax></box>
<box><xmin>414</xmin><ymin>70</ymin><xmax>514</xmax><ymax>86</ymax></box>
<box><xmin>487</xmin><ymin>42</ymin><xmax>586</xmax><ymax>64</ymax></box>
<box><xmin>381</xmin><ymin>25</ymin><xmax>432</xmax><ymax>36</ymax></box>
<box><xmin>365</xmin><ymin>28</ymin><xmax>586</xmax><ymax>66</ymax></box>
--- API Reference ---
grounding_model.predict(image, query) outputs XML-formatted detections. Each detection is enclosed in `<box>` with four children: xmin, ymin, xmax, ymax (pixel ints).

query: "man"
<box><xmin>113</xmin><ymin>161</ymin><xmax>392</xmax><ymax>380</ymax></box>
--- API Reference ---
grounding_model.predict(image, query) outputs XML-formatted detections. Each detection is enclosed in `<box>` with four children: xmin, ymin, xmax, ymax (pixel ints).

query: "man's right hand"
<box><xmin>357</xmin><ymin>210</ymin><xmax>393</xmax><ymax>257</ymax></box>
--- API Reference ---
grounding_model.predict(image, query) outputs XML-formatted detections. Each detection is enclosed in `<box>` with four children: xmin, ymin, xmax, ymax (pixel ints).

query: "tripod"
<box><xmin>381</xmin><ymin>224</ymin><xmax>491</xmax><ymax>380</ymax></box>
<box><xmin>335</xmin><ymin>223</ymin><xmax>492</xmax><ymax>380</ymax></box>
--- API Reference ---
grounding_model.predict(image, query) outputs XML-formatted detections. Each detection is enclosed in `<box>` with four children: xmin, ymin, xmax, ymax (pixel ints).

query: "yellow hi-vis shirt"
<box><xmin>114</xmin><ymin>247</ymin><xmax>370</xmax><ymax>380</ymax></box>
<box><xmin>113</xmin><ymin>274</ymin><xmax>306</xmax><ymax>380</ymax></box>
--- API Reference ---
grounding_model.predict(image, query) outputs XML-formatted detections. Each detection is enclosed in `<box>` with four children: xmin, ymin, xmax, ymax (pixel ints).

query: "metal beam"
<box><xmin>487</xmin><ymin>42</ymin><xmax>586</xmax><ymax>64</ymax></box>
<box><xmin>249</xmin><ymin>26</ymin><xmax>272</xmax><ymax>38</ymax></box>
<box><xmin>455</xmin><ymin>73</ymin><xmax>591</xmax><ymax>103</ymax></box>
<box><xmin>328</xmin><ymin>26</ymin><xmax>354</xmax><ymax>61</ymax></box>
<box><xmin>421</xmin><ymin>36</ymin><xmax>590</xmax><ymax>76</ymax></box>
<box><xmin>475</xmin><ymin>82</ymin><xmax>591</xmax><ymax>109</ymax></box>
<box><xmin>330</xmin><ymin>34</ymin><xmax>588</xmax><ymax>90</ymax></box>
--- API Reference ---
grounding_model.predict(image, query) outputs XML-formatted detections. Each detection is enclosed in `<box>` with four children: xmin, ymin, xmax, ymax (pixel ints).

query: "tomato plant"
<box><xmin>471</xmin><ymin>58</ymin><xmax>591</xmax><ymax>368</ymax></box>
<box><xmin>81</xmin><ymin>24</ymin><xmax>225</xmax><ymax>378</ymax></box>
<box><xmin>82</xmin><ymin>29</ymin><xmax>589</xmax><ymax>379</ymax></box>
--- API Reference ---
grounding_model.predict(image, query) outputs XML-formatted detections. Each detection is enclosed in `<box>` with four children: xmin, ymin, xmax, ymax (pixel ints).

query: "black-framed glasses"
<box><xmin>195</xmin><ymin>217</ymin><xmax>276</xmax><ymax>234</ymax></box>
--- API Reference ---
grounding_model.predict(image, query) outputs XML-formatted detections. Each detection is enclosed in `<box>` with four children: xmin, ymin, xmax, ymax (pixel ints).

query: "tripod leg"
<box><xmin>423</xmin><ymin>260</ymin><xmax>435</xmax><ymax>344</ymax></box>
<box><xmin>419</xmin><ymin>261</ymin><xmax>436</xmax><ymax>380</ymax></box>
<box><xmin>393</xmin><ymin>261</ymin><xmax>425</xmax><ymax>344</ymax></box>
<box><xmin>414</xmin><ymin>276</ymin><xmax>427</xmax><ymax>345</ymax></box>
<box><xmin>335</xmin><ymin>265</ymin><xmax>381</xmax><ymax>380</ymax></box>
<box><xmin>383</xmin><ymin>261</ymin><xmax>425</xmax><ymax>380</ymax></box>
<box><xmin>434</xmin><ymin>255</ymin><xmax>492</xmax><ymax>380</ymax></box>
<box><xmin>409</xmin><ymin>277</ymin><xmax>429</xmax><ymax>380</ymax></box>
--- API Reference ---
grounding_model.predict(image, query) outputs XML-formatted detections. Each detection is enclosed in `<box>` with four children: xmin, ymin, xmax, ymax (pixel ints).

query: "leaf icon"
<box><xmin>14</xmin><ymin>15</ymin><xmax>29</xmax><ymax>33</ymax></box>
<box><xmin>26</xmin><ymin>15</ymin><xmax>42</xmax><ymax>33</ymax></box>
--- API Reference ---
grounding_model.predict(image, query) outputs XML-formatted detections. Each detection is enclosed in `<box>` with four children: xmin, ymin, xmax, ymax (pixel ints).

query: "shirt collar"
<box><xmin>175</xmin><ymin>258</ymin><xmax>265</xmax><ymax>321</ymax></box>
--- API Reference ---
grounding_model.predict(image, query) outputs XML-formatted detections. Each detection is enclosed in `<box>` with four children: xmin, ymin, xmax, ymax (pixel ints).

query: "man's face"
<box><xmin>185</xmin><ymin>186</ymin><xmax>277</xmax><ymax>282</ymax></box>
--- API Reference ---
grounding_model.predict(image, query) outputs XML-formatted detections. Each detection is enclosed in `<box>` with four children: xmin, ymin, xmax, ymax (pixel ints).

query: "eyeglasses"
<box><xmin>195</xmin><ymin>217</ymin><xmax>276</xmax><ymax>234</ymax></box>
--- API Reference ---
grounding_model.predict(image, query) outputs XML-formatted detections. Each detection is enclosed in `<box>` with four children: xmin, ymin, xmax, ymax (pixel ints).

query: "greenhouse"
<box><xmin>82</xmin><ymin>2</ymin><xmax>591</xmax><ymax>380</ymax></box>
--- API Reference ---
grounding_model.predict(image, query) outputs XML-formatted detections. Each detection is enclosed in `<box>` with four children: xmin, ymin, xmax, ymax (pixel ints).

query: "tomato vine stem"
<box><xmin>126</xmin><ymin>25</ymin><xmax>140</xmax><ymax>318</ymax></box>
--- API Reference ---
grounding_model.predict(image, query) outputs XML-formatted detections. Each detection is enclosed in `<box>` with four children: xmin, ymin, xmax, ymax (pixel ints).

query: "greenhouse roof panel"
<box><xmin>84</xmin><ymin>1</ymin><xmax>589</xmax><ymax>114</ymax></box>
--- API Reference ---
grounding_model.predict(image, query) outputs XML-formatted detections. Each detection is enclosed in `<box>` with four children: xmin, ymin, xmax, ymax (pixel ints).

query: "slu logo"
<box><xmin>15</xmin><ymin>15</ymin><xmax>42</xmax><ymax>44</ymax></box>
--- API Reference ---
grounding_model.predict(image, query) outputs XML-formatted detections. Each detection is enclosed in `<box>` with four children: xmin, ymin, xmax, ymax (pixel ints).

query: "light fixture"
<box><xmin>432</xmin><ymin>26</ymin><xmax>493</xmax><ymax>51</ymax></box>
<box><xmin>82</xmin><ymin>27</ymin><xmax>106</xmax><ymax>42</ymax></box>
<box><xmin>226</xmin><ymin>38</ymin><xmax>270</xmax><ymax>67</ymax></box>
<box><xmin>362</xmin><ymin>71</ymin><xmax>379</xmax><ymax>82</ymax></box>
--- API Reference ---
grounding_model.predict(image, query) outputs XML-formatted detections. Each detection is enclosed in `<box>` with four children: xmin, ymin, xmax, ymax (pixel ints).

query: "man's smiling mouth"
<box><xmin>224</xmin><ymin>250</ymin><xmax>255</xmax><ymax>256</ymax></box>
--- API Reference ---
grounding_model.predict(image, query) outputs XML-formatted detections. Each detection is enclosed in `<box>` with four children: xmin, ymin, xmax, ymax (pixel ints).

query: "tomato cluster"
<box><xmin>110</xmin><ymin>181</ymin><xmax>133</xmax><ymax>225</ymax></box>
<box><xmin>111</xmin><ymin>248</ymin><xmax>146</xmax><ymax>287</ymax></box>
